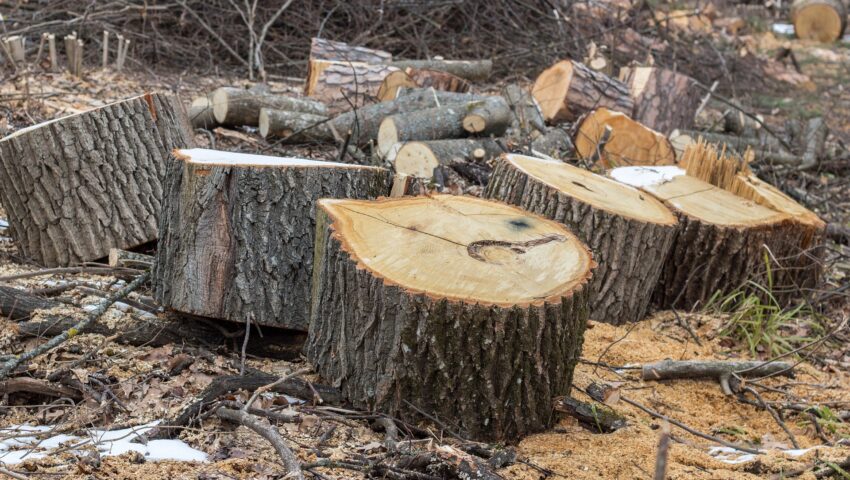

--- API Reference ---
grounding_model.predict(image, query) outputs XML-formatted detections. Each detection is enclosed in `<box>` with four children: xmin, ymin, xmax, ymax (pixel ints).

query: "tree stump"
<box><xmin>486</xmin><ymin>154</ymin><xmax>678</xmax><ymax>324</ymax></box>
<box><xmin>610</xmin><ymin>166</ymin><xmax>795</xmax><ymax>310</ymax></box>
<box><xmin>575</xmin><ymin>108</ymin><xmax>675</xmax><ymax>168</ymax></box>
<box><xmin>153</xmin><ymin>148</ymin><xmax>391</xmax><ymax>330</ymax></box>
<box><xmin>306</xmin><ymin>194</ymin><xmax>594</xmax><ymax>441</ymax></box>
<box><xmin>791</xmin><ymin>0</ymin><xmax>847</xmax><ymax>42</ymax></box>
<box><xmin>531</xmin><ymin>59</ymin><xmax>634</xmax><ymax>123</ymax></box>
<box><xmin>619</xmin><ymin>67</ymin><xmax>701</xmax><ymax>135</ymax></box>
<box><xmin>0</xmin><ymin>93</ymin><xmax>192</xmax><ymax>267</ymax></box>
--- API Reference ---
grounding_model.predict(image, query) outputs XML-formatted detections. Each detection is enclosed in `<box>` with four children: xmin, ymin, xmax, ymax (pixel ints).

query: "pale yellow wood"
<box><xmin>506</xmin><ymin>154</ymin><xmax>677</xmax><ymax>225</ymax></box>
<box><xmin>320</xmin><ymin>195</ymin><xmax>593</xmax><ymax>306</ymax></box>
<box><xmin>531</xmin><ymin>60</ymin><xmax>574</xmax><ymax>121</ymax></box>
<box><xmin>575</xmin><ymin>108</ymin><xmax>675</xmax><ymax>168</ymax></box>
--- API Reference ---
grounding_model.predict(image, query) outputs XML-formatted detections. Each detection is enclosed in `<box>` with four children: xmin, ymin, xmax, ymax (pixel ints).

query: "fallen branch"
<box><xmin>0</xmin><ymin>285</ymin><xmax>62</xmax><ymax>321</ymax></box>
<box><xmin>216</xmin><ymin>407</ymin><xmax>304</xmax><ymax>480</ymax></box>
<box><xmin>0</xmin><ymin>377</ymin><xmax>82</xmax><ymax>400</ymax></box>
<box><xmin>641</xmin><ymin>359</ymin><xmax>793</xmax><ymax>394</ymax></box>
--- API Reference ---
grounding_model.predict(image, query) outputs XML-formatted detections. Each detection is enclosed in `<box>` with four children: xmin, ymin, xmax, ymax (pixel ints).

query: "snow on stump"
<box><xmin>486</xmin><ymin>154</ymin><xmax>678</xmax><ymax>324</ymax></box>
<box><xmin>153</xmin><ymin>148</ymin><xmax>391</xmax><ymax>331</ymax></box>
<box><xmin>0</xmin><ymin>93</ymin><xmax>192</xmax><ymax>267</ymax></box>
<box><xmin>306</xmin><ymin>194</ymin><xmax>594</xmax><ymax>442</ymax></box>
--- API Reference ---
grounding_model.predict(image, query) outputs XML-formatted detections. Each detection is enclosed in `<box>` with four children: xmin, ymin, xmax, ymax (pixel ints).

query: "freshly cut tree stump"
<box><xmin>310</xmin><ymin>37</ymin><xmax>392</xmax><ymax>63</ymax></box>
<box><xmin>305</xmin><ymin>60</ymin><xmax>399</xmax><ymax>105</ymax></box>
<box><xmin>532</xmin><ymin>59</ymin><xmax>634</xmax><ymax>123</ymax></box>
<box><xmin>575</xmin><ymin>108</ymin><xmax>675</xmax><ymax>168</ymax></box>
<box><xmin>153</xmin><ymin>148</ymin><xmax>391</xmax><ymax>330</ymax></box>
<box><xmin>791</xmin><ymin>0</ymin><xmax>847</xmax><ymax>42</ymax></box>
<box><xmin>259</xmin><ymin>109</ymin><xmax>330</xmax><ymax>141</ymax></box>
<box><xmin>377</xmin><ymin>97</ymin><xmax>509</xmax><ymax>157</ymax></box>
<box><xmin>388</xmin><ymin>59</ymin><xmax>492</xmax><ymax>82</ymax></box>
<box><xmin>619</xmin><ymin>67</ymin><xmax>700</xmax><ymax>135</ymax></box>
<box><xmin>0</xmin><ymin>93</ymin><xmax>192</xmax><ymax>267</ymax></box>
<box><xmin>305</xmin><ymin>194</ymin><xmax>594</xmax><ymax>441</ymax></box>
<box><xmin>485</xmin><ymin>154</ymin><xmax>677</xmax><ymax>324</ymax></box>
<box><xmin>388</xmin><ymin>138</ymin><xmax>504</xmax><ymax>181</ymax></box>
<box><xmin>610</xmin><ymin>166</ymin><xmax>795</xmax><ymax>309</ymax></box>
<box><xmin>212</xmin><ymin>86</ymin><xmax>328</xmax><ymax>128</ymax></box>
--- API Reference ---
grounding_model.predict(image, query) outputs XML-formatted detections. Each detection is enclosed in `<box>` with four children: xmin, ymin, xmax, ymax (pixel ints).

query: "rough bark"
<box><xmin>502</xmin><ymin>84</ymin><xmax>547</xmax><ymax>139</ymax></box>
<box><xmin>309</xmin><ymin>37</ymin><xmax>392</xmax><ymax>63</ymax></box>
<box><xmin>0</xmin><ymin>92</ymin><xmax>193</xmax><ymax>267</ymax></box>
<box><xmin>791</xmin><ymin>0</ymin><xmax>847</xmax><ymax>42</ymax></box>
<box><xmin>389</xmin><ymin>138</ymin><xmax>505</xmax><ymax>183</ymax></box>
<box><xmin>554</xmin><ymin>396</ymin><xmax>628</xmax><ymax>433</ymax></box>
<box><xmin>485</xmin><ymin>154</ymin><xmax>678</xmax><ymax>324</ymax></box>
<box><xmin>305</xmin><ymin>60</ymin><xmax>399</xmax><ymax>105</ymax></box>
<box><xmin>153</xmin><ymin>148</ymin><xmax>391</xmax><ymax>330</ymax></box>
<box><xmin>0</xmin><ymin>285</ymin><xmax>62</xmax><ymax>321</ymax></box>
<box><xmin>388</xmin><ymin>59</ymin><xmax>492</xmax><ymax>82</ymax></box>
<box><xmin>212</xmin><ymin>87</ymin><xmax>328</xmax><ymax>128</ymax></box>
<box><xmin>462</xmin><ymin>97</ymin><xmax>512</xmax><ymax>135</ymax></box>
<box><xmin>258</xmin><ymin>109</ymin><xmax>331</xmax><ymax>141</ymax></box>
<box><xmin>530</xmin><ymin>127</ymin><xmax>575</xmax><ymax>159</ymax></box>
<box><xmin>406</xmin><ymin>68</ymin><xmax>471</xmax><ymax>93</ymax></box>
<box><xmin>305</xmin><ymin>195</ymin><xmax>593</xmax><ymax>442</ymax></box>
<box><xmin>532</xmin><ymin>59</ymin><xmax>634</xmax><ymax>123</ymax></box>
<box><xmin>619</xmin><ymin>67</ymin><xmax>700</xmax><ymax>135</ymax></box>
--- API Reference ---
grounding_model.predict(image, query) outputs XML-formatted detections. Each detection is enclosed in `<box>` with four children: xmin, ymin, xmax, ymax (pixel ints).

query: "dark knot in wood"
<box><xmin>466</xmin><ymin>234</ymin><xmax>566</xmax><ymax>263</ymax></box>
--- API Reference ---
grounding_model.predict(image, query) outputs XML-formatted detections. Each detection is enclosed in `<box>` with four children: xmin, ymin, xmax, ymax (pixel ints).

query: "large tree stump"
<box><xmin>211</xmin><ymin>86</ymin><xmax>328</xmax><ymax>128</ymax></box>
<box><xmin>610</xmin><ymin>166</ymin><xmax>796</xmax><ymax>310</ymax></box>
<box><xmin>305</xmin><ymin>194</ymin><xmax>594</xmax><ymax>441</ymax></box>
<box><xmin>619</xmin><ymin>67</ymin><xmax>701</xmax><ymax>135</ymax></box>
<box><xmin>531</xmin><ymin>59</ymin><xmax>634</xmax><ymax>123</ymax></box>
<box><xmin>485</xmin><ymin>154</ymin><xmax>678</xmax><ymax>324</ymax></box>
<box><xmin>153</xmin><ymin>148</ymin><xmax>391</xmax><ymax>330</ymax></box>
<box><xmin>791</xmin><ymin>0</ymin><xmax>847</xmax><ymax>42</ymax></box>
<box><xmin>575</xmin><ymin>108</ymin><xmax>675</xmax><ymax>168</ymax></box>
<box><xmin>0</xmin><ymin>93</ymin><xmax>192</xmax><ymax>267</ymax></box>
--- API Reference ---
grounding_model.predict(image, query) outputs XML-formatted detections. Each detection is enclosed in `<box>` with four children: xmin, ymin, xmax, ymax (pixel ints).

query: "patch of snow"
<box><xmin>708</xmin><ymin>445</ymin><xmax>824</xmax><ymax>465</ymax></box>
<box><xmin>0</xmin><ymin>421</ymin><xmax>207</xmax><ymax>464</ymax></box>
<box><xmin>609</xmin><ymin>166</ymin><xmax>685</xmax><ymax>188</ymax></box>
<box><xmin>772</xmin><ymin>23</ymin><xmax>795</xmax><ymax>36</ymax></box>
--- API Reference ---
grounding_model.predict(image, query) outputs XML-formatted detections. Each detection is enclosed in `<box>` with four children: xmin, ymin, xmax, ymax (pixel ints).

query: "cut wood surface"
<box><xmin>388</xmin><ymin>138</ymin><xmax>504</xmax><ymax>181</ymax></box>
<box><xmin>462</xmin><ymin>96</ymin><xmax>512</xmax><ymax>135</ymax></box>
<box><xmin>153</xmin><ymin>148</ymin><xmax>391</xmax><ymax>330</ymax></box>
<box><xmin>377</xmin><ymin>68</ymin><xmax>471</xmax><ymax>101</ymax></box>
<box><xmin>189</xmin><ymin>96</ymin><xmax>217</xmax><ymax>129</ymax></box>
<box><xmin>376</xmin><ymin>70</ymin><xmax>419</xmax><ymax>101</ymax></box>
<box><xmin>575</xmin><ymin>108</ymin><xmax>675</xmax><ymax>168</ymax></box>
<box><xmin>211</xmin><ymin>86</ymin><xmax>328</xmax><ymax>127</ymax></box>
<box><xmin>532</xmin><ymin>59</ymin><xmax>634</xmax><ymax>123</ymax></box>
<box><xmin>305</xmin><ymin>194</ymin><xmax>594</xmax><ymax>441</ymax></box>
<box><xmin>791</xmin><ymin>0</ymin><xmax>847</xmax><ymax>42</ymax></box>
<box><xmin>486</xmin><ymin>154</ymin><xmax>677</xmax><ymax>324</ymax></box>
<box><xmin>619</xmin><ymin>67</ymin><xmax>700</xmax><ymax>135</ymax></box>
<box><xmin>309</xmin><ymin>37</ymin><xmax>392</xmax><ymax>63</ymax></box>
<box><xmin>388</xmin><ymin>59</ymin><xmax>492</xmax><ymax>82</ymax></box>
<box><xmin>305</xmin><ymin>60</ymin><xmax>399</xmax><ymax>105</ymax></box>
<box><xmin>0</xmin><ymin>93</ymin><xmax>192</xmax><ymax>267</ymax></box>
<box><xmin>0</xmin><ymin>285</ymin><xmax>62</xmax><ymax>321</ymax></box>
<box><xmin>610</xmin><ymin>166</ymin><xmax>795</xmax><ymax>309</ymax></box>
<box><xmin>259</xmin><ymin>109</ymin><xmax>330</xmax><ymax>141</ymax></box>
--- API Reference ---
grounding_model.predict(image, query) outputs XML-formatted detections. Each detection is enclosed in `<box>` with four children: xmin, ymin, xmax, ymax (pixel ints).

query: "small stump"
<box><xmin>306</xmin><ymin>194</ymin><xmax>594</xmax><ymax>441</ymax></box>
<box><xmin>153</xmin><ymin>148</ymin><xmax>391</xmax><ymax>330</ymax></box>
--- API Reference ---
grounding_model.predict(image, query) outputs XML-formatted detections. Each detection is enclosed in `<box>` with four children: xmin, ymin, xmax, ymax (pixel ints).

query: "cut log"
<box><xmin>388</xmin><ymin>59</ymin><xmax>492</xmax><ymax>82</ymax></box>
<box><xmin>0</xmin><ymin>285</ymin><xmax>62</xmax><ymax>321</ymax></box>
<box><xmin>531</xmin><ymin>59</ymin><xmax>634</xmax><ymax>124</ymax></box>
<box><xmin>258</xmin><ymin>109</ymin><xmax>330</xmax><ymax>141</ymax></box>
<box><xmin>309</xmin><ymin>37</ymin><xmax>392</xmax><ymax>63</ymax></box>
<box><xmin>610</xmin><ymin>166</ymin><xmax>796</xmax><ymax>309</ymax></box>
<box><xmin>641</xmin><ymin>359</ymin><xmax>794</xmax><ymax>382</ymax></box>
<box><xmin>153</xmin><ymin>148</ymin><xmax>391</xmax><ymax>330</ymax></box>
<box><xmin>388</xmin><ymin>138</ymin><xmax>504</xmax><ymax>182</ymax></box>
<box><xmin>530</xmin><ymin>127</ymin><xmax>575</xmax><ymax>159</ymax></box>
<box><xmin>108</xmin><ymin>248</ymin><xmax>154</xmax><ymax>269</ymax></box>
<box><xmin>485</xmin><ymin>154</ymin><xmax>678</xmax><ymax>324</ymax></box>
<box><xmin>189</xmin><ymin>96</ymin><xmax>217</xmax><ymax>129</ymax></box>
<box><xmin>376</xmin><ymin>70</ymin><xmax>419</xmax><ymax>101</ymax></box>
<box><xmin>619</xmin><ymin>67</ymin><xmax>701</xmax><ymax>135</ymax></box>
<box><xmin>305</xmin><ymin>194</ymin><xmax>594</xmax><ymax>441</ymax></box>
<box><xmin>212</xmin><ymin>86</ymin><xmax>328</xmax><ymax>128</ymax></box>
<box><xmin>574</xmin><ymin>108</ymin><xmax>675</xmax><ymax>168</ymax></box>
<box><xmin>502</xmin><ymin>84</ymin><xmax>547</xmax><ymax>138</ymax></box>
<box><xmin>791</xmin><ymin>0</ymin><xmax>847</xmax><ymax>42</ymax></box>
<box><xmin>377</xmin><ymin>68</ymin><xmax>472</xmax><ymax>101</ymax></box>
<box><xmin>305</xmin><ymin>60</ymin><xmax>399</xmax><ymax>105</ymax></box>
<box><xmin>377</xmin><ymin>97</ymin><xmax>509</xmax><ymax>157</ymax></box>
<box><xmin>679</xmin><ymin>141</ymin><xmax>825</xmax><ymax>294</ymax></box>
<box><xmin>0</xmin><ymin>93</ymin><xmax>192</xmax><ymax>267</ymax></box>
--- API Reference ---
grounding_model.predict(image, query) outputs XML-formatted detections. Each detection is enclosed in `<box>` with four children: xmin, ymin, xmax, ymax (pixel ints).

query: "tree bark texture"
<box><xmin>153</xmin><ymin>149</ymin><xmax>391</xmax><ymax>330</ymax></box>
<box><xmin>305</xmin><ymin>201</ymin><xmax>592</xmax><ymax>442</ymax></box>
<box><xmin>619</xmin><ymin>67</ymin><xmax>701</xmax><ymax>135</ymax></box>
<box><xmin>532</xmin><ymin>60</ymin><xmax>634</xmax><ymax>123</ymax></box>
<box><xmin>259</xmin><ymin>109</ymin><xmax>331</xmax><ymax>141</ymax></box>
<box><xmin>305</xmin><ymin>60</ymin><xmax>399</xmax><ymax>107</ymax></box>
<box><xmin>388</xmin><ymin>59</ymin><xmax>492</xmax><ymax>82</ymax></box>
<box><xmin>485</xmin><ymin>155</ymin><xmax>678</xmax><ymax>324</ymax></box>
<box><xmin>462</xmin><ymin>97</ymin><xmax>512</xmax><ymax>135</ymax></box>
<box><xmin>0</xmin><ymin>92</ymin><xmax>193</xmax><ymax>267</ymax></box>
<box><xmin>310</xmin><ymin>37</ymin><xmax>392</xmax><ymax>63</ymax></box>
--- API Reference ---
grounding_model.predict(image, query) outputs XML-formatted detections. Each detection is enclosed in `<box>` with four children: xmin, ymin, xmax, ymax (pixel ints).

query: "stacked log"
<box><xmin>574</xmin><ymin>108</ymin><xmax>676</xmax><ymax>168</ymax></box>
<box><xmin>486</xmin><ymin>154</ymin><xmax>678</xmax><ymax>324</ymax></box>
<box><xmin>305</xmin><ymin>194</ymin><xmax>594</xmax><ymax>441</ymax></box>
<box><xmin>377</xmin><ymin>68</ymin><xmax>471</xmax><ymax>101</ymax></box>
<box><xmin>212</xmin><ymin>86</ymin><xmax>328</xmax><ymax>127</ymax></box>
<box><xmin>531</xmin><ymin>59</ymin><xmax>634</xmax><ymax>123</ymax></box>
<box><xmin>388</xmin><ymin>138</ymin><xmax>504</xmax><ymax>183</ymax></box>
<box><xmin>609</xmin><ymin>166</ymin><xmax>797</xmax><ymax>310</ymax></box>
<box><xmin>153</xmin><ymin>148</ymin><xmax>391</xmax><ymax>330</ymax></box>
<box><xmin>619</xmin><ymin>67</ymin><xmax>701</xmax><ymax>135</ymax></box>
<box><xmin>791</xmin><ymin>0</ymin><xmax>847</xmax><ymax>42</ymax></box>
<box><xmin>0</xmin><ymin>93</ymin><xmax>192</xmax><ymax>267</ymax></box>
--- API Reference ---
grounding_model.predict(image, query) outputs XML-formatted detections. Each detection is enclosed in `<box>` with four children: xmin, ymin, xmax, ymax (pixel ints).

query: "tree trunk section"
<box><xmin>462</xmin><ymin>97</ymin><xmax>511</xmax><ymax>135</ymax></box>
<box><xmin>485</xmin><ymin>154</ymin><xmax>678</xmax><ymax>324</ymax></box>
<box><xmin>532</xmin><ymin>60</ymin><xmax>634</xmax><ymax>123</ymax></box>
<box><xmin>388</xmin><ymin>138</ymin><xmax>505</xmax><ymax>183</ymax></box>
<box><xmin>189</xmin><ymin>96</ymin><xmax>217</xmax><ymax>129</ymax></box>
<box><xmin>212</xmin><ymin>87</ymin><xmax>328</xmax><ymax>128</ymax></box>
<box><xmin>791</xmin><ymin>0</ymin><xmax>847</xmax><ymax>42</ymax></box>
<box><xmin>388</xmin><ymin>59</ymin><xmax>492</xmax><ymax>82</ymax></box>
<box><xmin>0</xmin><ymin>93</ymin><xmax>192</xmax><ymax>267</ymax></box>
<box><xmin>619</xmin><ymin>67</ymin><xmax>700</xmax><ymax>135</ymax></box>
<box><xmin>305</xmin><ymin>194</ymin><xmax>594</xmax><ymax>442</ymax></box>
<box><xmin>259</xmin><ymin>109</ymin><xmax>331</xmax><ymax>141</ymax></box>
<box><xmin>153</xmin><ymin>148</ymin><xmax>391</xmax><ymax>330</ymax></box>
<box><xmin>530</xmin><ymin>127</ymin><xmax>575</xmax><ymax>159</ymax></box>
<box><xmin>575</xmin><ymin>108</ymin><xmax>675</xmax><ymax>168</ymax></box>
<box><xmin>305</xmin><ymin>60</ymin><xmax>399</xmax><ymax>107</ymax></box>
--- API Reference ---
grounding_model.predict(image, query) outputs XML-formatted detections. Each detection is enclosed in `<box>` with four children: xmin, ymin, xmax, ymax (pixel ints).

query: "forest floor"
<box><xmin>0</xmin><ymin>11</ymin><xmax>849</xmax><ymax>480</ymax></box>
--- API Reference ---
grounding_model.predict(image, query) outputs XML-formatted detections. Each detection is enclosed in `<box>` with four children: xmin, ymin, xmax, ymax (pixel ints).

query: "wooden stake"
<box><xmin>75</xmin><ymin>39</ymin><xmax>84</xmax><ymax>77</ymax></box>
<box><xmin>5</xmin><ymin>36</ymin><xmax>25</xmax><ymax>64</ymax></box>
<box><xmin>114</xmin><ymin>34</ymin><xmax>123</xmax><ymax>69</ymax></box>
<box><xmin>102</xmin><ymin>31</ymin><xmax>109</xmax><ymax>70</ymax></box>
<box><xmin>48</xmin><ymin>34</ymin><xmax>57</xmax><ymax>71</ymax></box>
